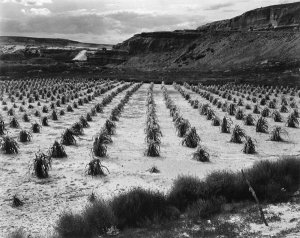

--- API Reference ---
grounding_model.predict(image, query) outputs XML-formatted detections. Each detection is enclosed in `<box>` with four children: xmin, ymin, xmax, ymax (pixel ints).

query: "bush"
<box><xmin>32</xmin><ymin>151</ymin><xmax>52</xmax><ymax>178</ymax></box>
<box><xmin>193</xmin><ymin>145</ymin><xmax>210</xmax><ymax>162</ymax></box>
<box><xmin>145</xmin><ymin>140</ymin><xmax>160</xmax><ymax>157</ymax></box>
<box><xmin>86</xmin><ymin>158</ymin><xmax>109</xmax><ymax>176</ymax></box>
<box><xmin>187</xmin><ymin>196</ymin><xmax>226</xmax><ymax>219</ymax></box>
<box><xmin>61</xmin><ymin>129</ymin><xmax>77</xmax><ymax>146</ymax></box>
<box><xmin>49</xmin><ymin>141</ymin><xmax>67</xmax><ymax>158</ymax></box>
<box><xmin>256</xmin><ymin>117</ymin><xmax>268</xmax><ymax>133</ymax></box>
<box><xmin>112</xmin><ymin>188</ymin><xmax>171</xmax><ymax>229</ymax></box>
<box><xmin>220</xmin><ymin>116</ymin><xmax>231</xmax><ymax>133</ymax></box>
<box><xmin>182</xmin><ymin>127</ymin><xmax>200</xmax><ymax>148</ymax></box>
<box><xmin>19</xmin><ymin>130</ymin><xmax>32</xmax><ymax>143</ymax></box>
<box><xmin>0</xmin><ymin>136</ymin><xmax>19</xmax><ymax>154</ymax></box>
<box><xmin>243</xmin><ymin>136</ymin><xmax>256</xmax><ymax>154</ymax></box>
<box><xmin>270</xmin><ymin>126</ymin><xmax>288</xmax><ymax>142</ymax></box>
<box><xmin>230</xmin><ymin>125</ymin><xmax>246</xmax><ymax>143</ymax></box>
<box><xmin>167</xmin><ymin>176</ymin><xmax>206</xmax><ymax>211</ymax></box>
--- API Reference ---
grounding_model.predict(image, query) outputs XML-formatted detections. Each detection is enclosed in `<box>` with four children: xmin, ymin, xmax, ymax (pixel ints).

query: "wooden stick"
<box><xmin>241</xmin><ymin>169</ymin><xmax>268</xmax><ymax>226</ymax></box>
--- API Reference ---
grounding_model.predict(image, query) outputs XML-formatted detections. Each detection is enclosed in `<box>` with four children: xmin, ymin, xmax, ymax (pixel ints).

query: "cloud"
<box><xmin>1</xmin><ymin>0</ymin><xmax>52</xmax><ymax>6</ymax></box>
<box><xmin>22</xmin><ymin>7</ymin><xmax>51</xmax><ymax>15</ymax></box>
<box><xmin>205</xmin><ymin>2</ymin><xmax>235</xmax><ymax>11</ymax></box>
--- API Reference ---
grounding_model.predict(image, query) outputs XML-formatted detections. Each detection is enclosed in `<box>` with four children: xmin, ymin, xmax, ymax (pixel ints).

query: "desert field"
<box><xmin>0</xmin><ymin>79</ymin><xmax>300</xmax><ymax>237</ymax></box>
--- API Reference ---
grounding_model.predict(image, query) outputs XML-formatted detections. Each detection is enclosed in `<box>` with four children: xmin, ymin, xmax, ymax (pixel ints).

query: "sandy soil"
<box><xmin>0</xmin><ymin>83</ymin><xmax>299</xmax><ymax>237</ymax></box>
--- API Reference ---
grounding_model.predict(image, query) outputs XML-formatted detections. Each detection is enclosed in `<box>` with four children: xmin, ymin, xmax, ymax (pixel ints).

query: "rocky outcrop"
<box><xmin>197</xmin><ymin>2</ymin><xmax>300</xmax><ymax>31</ymax></box>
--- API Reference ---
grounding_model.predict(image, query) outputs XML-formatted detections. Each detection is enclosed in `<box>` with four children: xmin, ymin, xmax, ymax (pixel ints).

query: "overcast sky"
<box><xmin>0</xmin><ymin>0</ymin><xmax>297</xmax><ymax>44</ymax></box>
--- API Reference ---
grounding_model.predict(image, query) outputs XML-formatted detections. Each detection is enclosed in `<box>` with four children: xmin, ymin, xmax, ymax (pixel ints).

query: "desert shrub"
<box><xmin>112</xmin><ymin>188</ymin><xmax>171</xmax><ymax>229</ymax></box>
<box><xmin>167</xmin><ymin>176</ymin><xmax>206</xmax><ymax>211</ymax></box>
<box><xmin>32</xmin><ymin>151</ymin><xmax>52</xmax><ymax>178</ymax></box>
<box><xmin>280</xmin><ymin>105</ymin><xmax>289</xmax><ymax>113</ymax></box>
<box><xmin>244</xmin><ymin>114</ymin><xmax>255</xmax><ymax>126</ymax></box>
<box><xmin>145</xmin><ymin>140</ymin><xmax>160</xmax><ymax>157</ymax></box>
<box><xmin>104</xmin><ymin>119</ymin><xmax>116</xmax><ymax>135</ymax></box>
<box><xmin>220</xmin><ymin>116</ymin><xmax>232</xmax><ymax>133</ymax></box>
<box><xmin>41</xmin><ymin>116</ymin><xmax>49</xmax><ymax>126</ymax></box>
<box><xmin>30</xmin><ymin>122</ymin><xmax>41</xmax><ymax>133</ymax></box>
<box><xmin>71</xmin><ymin>122</ymin><xmax>84</xmax><ymax>135</ymax></box>
<box><xmin>19</xmin><ymin>130</ymin><xmax>32</xmax><ymax>142</ymax></box>
<box><xmin>56</xmin><ymin>212</ymin><xmax>89</xmax><ymax>238</ymax></box>
<box><xmin>9</xmin><ymin>117</ymin><xmax>20</xmax><ymax>128</ymax></box>
<box><xmin>0</xmin><ymin>120</ymin><xmax>6</xmax><ymax>135</ymax></box>
<box><xmin>86</xmin><ymin>113</ymin><xmax>92</xmax><ymax>122</ymax></box>
<box><xmin>193</xmin><ymin>145</ymin><xmax>210</xmax><ymax>162</ymax></box>
<box><xmin>182</xmin><ymin>127</ymin><xmax>200</xmax><ymax>148</ymax></box>
<box><xmin>86</xmin><ymin>158</ymin><xmax>109</xmax><ymax>176</ymax></box>
<box><xmin>49</xmin><ymin>141</ymin><xmax>67</xmax><ymax>158</ymax></box>
<box><xmin>243</xmin><ymin>136</ymin><xmax>256</xmax><ymax>154</ymax></box>
<box><xmin>92</xmin><ymin>136</ymin><xmax>108</xmax><ymax>157</ymax></box>
<box><xmin>230</xmin><ymin>125</ymin><xmax>246</xmax><ymax>143</ymax></box>
<box><xmin>187</xmin><ymin>196</ymin><xmax>225</xmax><ymax>219</ymax></box>
<box><xmin>253</xmin><ymin>105</ymin><xmax>260</xmax><ymax>114</ymax></box>
<box><xmin>51</xmin><ymin>110</ymin><xmax>58</xmax><ymax>121</ymax></box>
<box><xmin>0</xmin><ymin>136</ymin><xmax>19</xmax><ymax>154</ymax></box>
<box><xmin>261</xmin><ymin>107</ymin><xmax>271</xmax><ymax>117</ymax></box>
<box><xmin>256</xmin><ymin>117</ymin><xmax>268</xmax><ymax>133</ymax></box>
<box><xmin>61</xmin><ymin>129</ymin><xmax>77</xmax><ymax>146</ymax></box>
<box><xmin>269</xmin><ymin>126</ymin><xmax>288</xmax><ymax>142</ymax></box>
<box><xmin>272</xmin><ymin>110</ymin><xmax>283</xmax><ymax>122</ymax></box>
<box><xmin>211</xmin><ymin>116</ymin><xmax>221</xmax><ymax>126</ymax></box>
<box><xmin>79</xmin><ymin>116</ymin><xmax>89</xmax><ymax>128</ymax></box>
<box><xmin>286</xmin><ymin>113</ymin><xmax>299</xmax><ymax>128</ymax></box>
<box><xmin>175</xmin><ymin>118</ymin><xmax>190</xmax><ymax>137</ymax></box>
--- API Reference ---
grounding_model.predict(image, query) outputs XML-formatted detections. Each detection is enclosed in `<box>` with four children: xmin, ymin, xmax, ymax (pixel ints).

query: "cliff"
<box><xmin>197</xmin><ymin>2</ymin><xmax>300</xmax><ymax>31</ymax></box>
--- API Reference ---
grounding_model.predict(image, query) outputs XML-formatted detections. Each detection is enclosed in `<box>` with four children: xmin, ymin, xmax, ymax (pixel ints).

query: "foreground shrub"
<box><xmin>112</xmin><ymin>188</ymin><xmax>171</xmax><ymax>229</ymax></box>
<box><xmin>49</xmin><ymin>141</ymin><xmax>67</xmax><ymax>158</ymax></box>
<box><xmin>187</xmin><ymin>196</ymin><xmax>226</xmax><ymax>219</ymax></box>
<box><xmin>0</xmin><ymin>136</ymin><xmax>19</xmax><ymax>154</ymax></box>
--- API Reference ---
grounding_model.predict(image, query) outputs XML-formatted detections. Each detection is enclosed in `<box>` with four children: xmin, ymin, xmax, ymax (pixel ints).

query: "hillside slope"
<box><xmin>114</xmin><ymin>30</ymin><xmax>300</xmax><ymax>71</ymax></box>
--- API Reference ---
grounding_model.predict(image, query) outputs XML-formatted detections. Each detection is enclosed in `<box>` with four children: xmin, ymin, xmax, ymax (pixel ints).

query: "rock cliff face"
<box><xmin>114</xmin><ymin>2</ymin><xmax>300</xmax><ymax>72</ymax></box>
<box><xmin>197</xmin><ymin>2</ymin><xmax>300</xmax><ymax>31</ymax></box>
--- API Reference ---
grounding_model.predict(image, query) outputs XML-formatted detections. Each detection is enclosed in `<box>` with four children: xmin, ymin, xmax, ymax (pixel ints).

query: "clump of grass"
<box><xmin>42</xmin><ymin>116</ymin><xmax>49</xmax><ymax>126</ymax></box>
<box><xmin>22</xmin><ymin>113</ymin><xmax>30</xmax><ymax>122</ymax></box>
<box><xmin>272</xmin><ymin>110</ymin><xmax>283</xmax><ymax>122</ymax></box>
<box><xmin>111</xmin><ymin>188</ymin><xmax>171</xmax><ymax>229</ymax></box>
<box><xmin>0</xmin><ymin>136</ymin><xmax>19</xmax><ymax>154</ymax></box>
<box><xmin>269</xmin><ymin>126</ymin><xmax>288</xmax><ymax>142</ymax></box>
<box><xmin>193</xmin><ymin>145</ymin><xmax>210</xmax><ymax>162</ymax></box>
<box><xmin>243</xmin><ymin>136</ymin><xmax>256</xmax><ymax>154</ymax></box>
<box><xmin>230</xmin><ymin>125</ymin><xmax>246</xmax><ymax>143</ymax></box>
<box><xmin>86</xmin><ymin>158</ymin><xmax>109</xmax><ymax>176</ymax></box>
<box><xmin>19</xmin><ymin>130</ymin><xmax>32</xmax><ymax>142</ymax></box>
<box><xmin>145</xmin><ymin>140</ymin><xmax>160</xmax><ymax>157</ymax></box>
<box><xmin>256</xmin><ymin>117</ymin><xmax>269</xmax><ymax>133</ymax></box>
<box><xmin>244</xmin><ymin>114</ymin><xmax>255</xmax><ymax>126</ymax></box>
<box><xmin>71</xmin><ymin>122</ymin><xmax>84</xmax><ymax>135</ymax></box>
<box><xmin>182</xmin><ymin>127</ymin><xmax>200</xmax><ymax>148</ymax></box>
<box><xmin>79</xmin><ymin>116</ymin><xmax>89</xmax><ymax>128</ymax></box>
<box><xmin>10</xmin><ymin>117</ymin><xmax>20</xmax><ymax>128</ymax></box>
<box><xmin>49</xmin><ymin>141</ymin><xmax>67</xmax><ymax>158</ymax></box>
<box><xmin>0</xmin><ymin>120</ymin><xmax>6</xmax><ymax>135</ymax></box>
<box><xmin>286</xmin><ymin>113</ymin><xmax>299</xmax><ymax>128</ymax></box>
<box><xmin>61</xmin><ymin>129</ymin><xmax>77</xmax><ymax>146</ymax></box>
<box><xmin>104</xmin><ymin>119</ymin><xmax>116</xmax><ymax>135</ymax></box>
<box><xmin>187</xmin><ymin>196</ymin><xmax>225</xmax><ymax>219</ymax></box>
<box><xmin>220</xmin><ymin>116</ymin><xmax>232</xmax><ymax>133</ymax></box>
<box><xmin>12</xmin><ymin>194</ymin><xmax>24</xmax><ymax>207</ymax></box>
<box><xmin>175</xmin><ymin>118</ymin><xmax>190</xmax><ymax>137</ymax></box>
<box><xmin>32</xmin><ymin>151</ymin><xmax>52</xmax><ymax>178</ymax></box>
